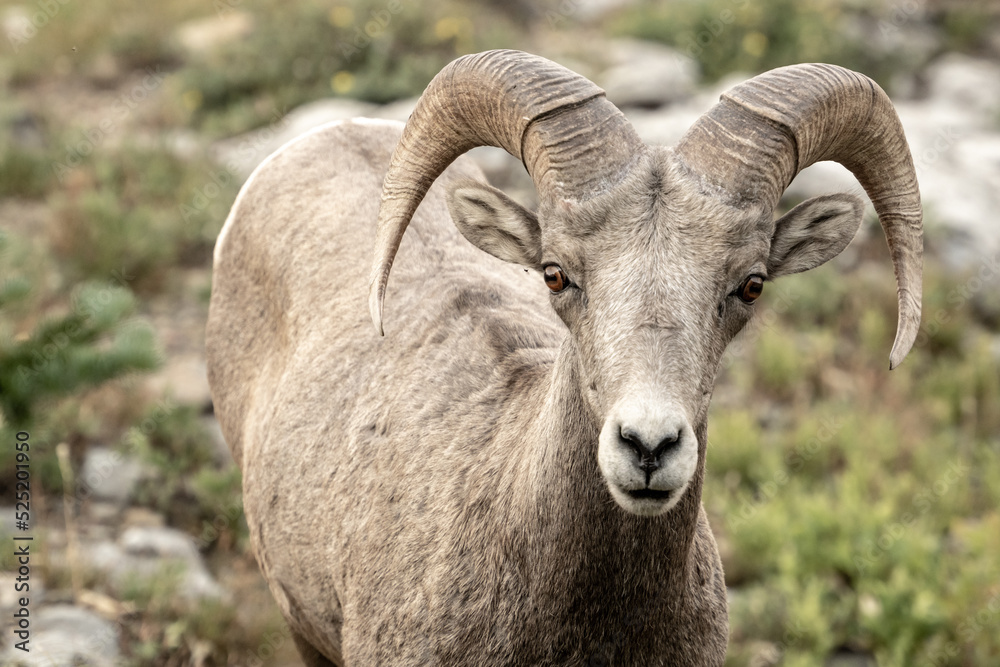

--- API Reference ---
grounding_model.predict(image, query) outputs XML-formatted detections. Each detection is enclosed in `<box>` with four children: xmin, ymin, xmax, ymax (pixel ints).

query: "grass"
<box><xmin>48</xmin><ymin>143</ymin><xmax>240</xmax><ymax>292</ymax></box>
<box><xmin>708</xmin><ymin>239</ymin><xmax>1000</xmax><ymax>666</ymax></box>
<box><xmin>128</xmin><ymin>405</ymin><xmax>249</xmax><ymax>551</ymax></box>
<box><xmin>173</xmin><ymin>0</ymin><xmax>529</xmax><ymax>136</ymax></box>
<box><xmin>605</xmin><ymin>0</ymin><xmax>996</xmax><ymax>90</ymax></box>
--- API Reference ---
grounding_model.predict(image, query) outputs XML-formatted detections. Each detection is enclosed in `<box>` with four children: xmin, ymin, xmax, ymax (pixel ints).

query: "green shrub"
<box><xmin>0</xmin><ymin>144</ymin><xmax>52</xmax><ymax>199</ymax></box>
<box><xmin>0</xmin><ymin>230</ymin><xmax>161</xmax><ymax>494</ymax></box>
<box><xmin>0</xmin><ymin>282</ymin><xmax>159</xmax><ymax>428</ymax></box>
<box><xmin>48</xmin><ymin>144</ymin><xmax>239</xmax><ymax>290</ymax></box>
<box><xmin>129</xmin><ymin>405</ymin><xmax>246</xmax><ymax>548</ymax></box>
<box><xmin>709</xmin><ymin>244</ymin><xmax>1000</xmax><ymax>665</ymax></box>
<box><xmin>1</xmin><ymin>0</ymin><xmax>195</xmax><ymax>84</ymax></box>
<box><xmin>176</xmin><ymin>0</ymin><xmax>525</xmax><ymax>135</ymax></box>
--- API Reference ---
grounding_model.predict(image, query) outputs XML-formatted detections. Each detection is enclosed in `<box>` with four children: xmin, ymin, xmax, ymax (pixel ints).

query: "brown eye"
<box><xmin>739</xmin><ymin>275</ymin><xmax>764</xmax><ymax>303</ymax></box>
<box><xmin>543</xmin><ymin>265</ymin><xmax>569</xmax><ymax>293</ymax></box>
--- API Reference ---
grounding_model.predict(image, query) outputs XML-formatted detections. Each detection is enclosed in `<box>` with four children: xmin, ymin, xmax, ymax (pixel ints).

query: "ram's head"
<box><xmin>370</xmin><ymin>51</ymin><xmax>921</xmax><ymax>517</ymax></box>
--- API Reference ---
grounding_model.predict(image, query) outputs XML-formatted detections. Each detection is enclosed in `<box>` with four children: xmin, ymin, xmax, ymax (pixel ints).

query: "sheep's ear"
<box><xmin>768</xmin><ymin>193</ymin><xmax>865</xmax><ymax>277</ymax></box>
<box><xmin>447</xmin><ymin>180</ymin><xmax>542</xmax><ymax>267</ymax></box>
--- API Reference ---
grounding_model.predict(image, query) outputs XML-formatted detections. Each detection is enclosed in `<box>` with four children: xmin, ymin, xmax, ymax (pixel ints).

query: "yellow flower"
<box><xmin>434</xmin><ymin>16</ymin><xmax>462</xmax><ymax>40</ymax></box>
<box><xmin>742</xmin><ymin>31</ymin><xmax>768</xmax><ymax>58</ymax></box>
<box><xmin>329</xmin><ymin>6</ymin><xmax>354</xmax><ymax>28</ymax></box>
<box><xmin>331</xmin><ymin>71</ymin><xmax>355</xmax><ymax>94</ymax></box>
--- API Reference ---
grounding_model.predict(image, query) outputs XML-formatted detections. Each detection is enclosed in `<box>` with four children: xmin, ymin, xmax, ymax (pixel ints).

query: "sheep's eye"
<box><xmin>739</xmin><ymin>275</ymin><xmax>765</xmax><ymax>303</ymax></box>
<box><xmin>543</xmin><ymin>265</ymin><xmax>569</xmax><ymax>293</ymax></box>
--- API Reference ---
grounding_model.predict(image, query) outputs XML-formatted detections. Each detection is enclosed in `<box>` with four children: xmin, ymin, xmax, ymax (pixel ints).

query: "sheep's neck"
<box><xmin>516</xmin><ymin>338</ymin><xmax>706</xmax><ymax>618</ymax></box>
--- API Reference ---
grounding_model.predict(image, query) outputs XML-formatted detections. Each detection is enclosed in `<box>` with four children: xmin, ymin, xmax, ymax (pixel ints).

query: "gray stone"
<box><xmin>213</xmin><ymin>98</ymin><xmax>378</xmax><ymax>178</ymax></box>
<box><xmin>624</xmin><ymin>104</ymin><xmax>703</xmax><ymax>148</ymax></box>
<box><xmin>826</xmin><ymin>648</ymin><xmax>876</xmax><ymax>667</ymax></box>
<box><xmin>176</xmin><ymin>11</ymin><xmax>254</xmax><ymax>56</ymax></box>
<box><xmin>79</xmin><ymin>447</ymin><xmax>144</xmax><ymax>506</ymax></box>
<box><xmin>895</xmin><ymin>101</ymin><xmax>1000</xmax><ymax>267</ymax></box>
<box><xmin>758</xmin><ymin>64</ymin><xmax>1000</xmax><ymax>269</ymax></box>
<box><xmin>466</xmin><ymin>146</ymin><xmax>537</xmax><ymax>209</ymax></box>
<box><xmin>86</xmin><ymin>502</ymin><xmax>122</xmax><ymax>525</ymax></box>
<box><xmin>598</xmin><ymin>39</ymin><xmax>697</xmax><ymax>109</ymax></box>
<box><xmin>568</xmin><ymin>0</ymin><xmax>641</xmax><ymax>21</ymax></box>
<box><xmin>82</xmin><ymin>527</ymin><xmax>226</xmax><ymax>601</ymax></box>
<box><xmin>924</xmin><ymin>54</ymin><xmax>1000</xmax><ymax>118</ymax></box>
<box><xmin>2</xmin><ymin>6</ymin><xmax>33</xmax><ymax>47</ymax></box>
<box><xmin>0</xmin><ymin>605</ymin><xmax>119</xmax><ymax>667</ymax></box>
<box><xmin>0</xmin><ymin>572</ymin><xmax>43</xmax><ymax>612</ymax></box>
<box><xmin>201</xmin><ymin>415</ymin><xmax>234</xmax><ymax>466</ymax></box>
<box><xmin>146</xmin><ymin>353</ymin><xmax>212</xmax><ymax>409</ymax></box>
<box><xmin>121</xmin><ymin>525</ymin><xmax>200</xmax><ymax>560</ymax></box>
<box><xmin>622</xmin><ymin>72</ymin><xmax>756</xmax><ymax>148</ymax></box>
<box><xmin>0</xmin><ymin>505</ymin><xmax>20</xmax><ymax>534</ymax></box>
<box><xmin>841</xmin><ymin>13</ymin><xmax>939</xmax><ymax>87</ymax></box>
<box><xmin>371</xmin><ymin>96</ymin><xmax>418</xmax><ymax>123</ymax></box>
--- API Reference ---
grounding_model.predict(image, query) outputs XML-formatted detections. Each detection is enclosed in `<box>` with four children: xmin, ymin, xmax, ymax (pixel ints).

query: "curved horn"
<box><xmin>675</xmin><ymin>63</ymin><xmax>922</xmax><ymax>369</ymax></box>
<box><xmin>368</xmin><ymin>49</ymin><xmax>643</xmax><ymax>335</ymax></box>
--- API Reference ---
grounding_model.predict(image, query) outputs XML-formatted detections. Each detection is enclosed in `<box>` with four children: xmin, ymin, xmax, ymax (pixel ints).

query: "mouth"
<box><xmin>625</xmin><ymin>487</ymin><xmax>673</xmax><ymax>502</ymax></box>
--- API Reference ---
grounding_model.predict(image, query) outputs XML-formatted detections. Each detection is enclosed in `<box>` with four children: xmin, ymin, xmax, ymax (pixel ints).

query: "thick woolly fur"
<box><xmin>207</xmin><ymin>118</ymin><xmax>864</xmax><ymax>665</ymax></box>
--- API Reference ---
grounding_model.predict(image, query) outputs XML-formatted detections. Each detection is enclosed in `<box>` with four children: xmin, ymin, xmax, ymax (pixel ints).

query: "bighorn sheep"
<box><xmin>206</xmin><ymin>51</ymin><xmax>921</xmax><ymax>665</ymax></box>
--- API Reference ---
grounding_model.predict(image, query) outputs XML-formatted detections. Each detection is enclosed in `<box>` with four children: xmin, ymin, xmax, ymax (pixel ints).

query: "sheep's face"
<box><xmin>448</xmin><ymin>149</ymin><xmax>864</xmax><ymax>517</ymax></box>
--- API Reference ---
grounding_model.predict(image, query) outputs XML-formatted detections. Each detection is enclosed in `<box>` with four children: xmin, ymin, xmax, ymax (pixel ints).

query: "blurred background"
<box><xmin>0</xmin><ymin>0</ymin><xmax>998</xmax><ymax>665</ymax></box>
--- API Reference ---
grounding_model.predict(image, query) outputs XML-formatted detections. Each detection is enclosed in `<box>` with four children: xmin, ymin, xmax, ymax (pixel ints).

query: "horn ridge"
<box><xmin>368</xmin><ymin>49</ymin><xmax>642</xmax><ymax>334</ymax></box>
<box><xmin>675</xmin><ymin>63</ymin><xmax>923</xmax><ymax>368</ymax></box>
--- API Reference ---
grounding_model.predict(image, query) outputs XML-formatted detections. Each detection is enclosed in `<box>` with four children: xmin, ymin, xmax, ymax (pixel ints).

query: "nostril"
<box><xmin>619</xmin><ymin>426</ymin><xmax>649</xmax><ymax>457</ymax></box>
<box><xmin>619</xmin><ymin>424</ymin><xmax>683</xmax><ymax>465</ymax></box>
<box><xmin>651</xmin><ymin>433</ymin><xmax>681</xmax><ymax>459</ymax></box>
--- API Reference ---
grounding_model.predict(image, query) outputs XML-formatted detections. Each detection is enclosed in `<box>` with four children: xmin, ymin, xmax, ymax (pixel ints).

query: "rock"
<box><xmin>121</xmin><ymin>525</ymin><xmax>200</xmax><ymax>559</ymax></box>
<box><xmin>83</xmin><ymin>527</ymin><xmax>226</xmax><ymax>601</ymax></box>
<box><xmin>623</xmin><ymin>104</ymin><xmax>703</xmax><ymax>148</ymax></box>
<box><xmin>622</xmin><ymin>71</ymin><xmax>755</xmax><ymax>147</ymax></box>
<box><xmin>2</xmin><ymin>6</ymin><xmax>32</xmax><ymax>47</ymax></box>
<box><xmin>213</xmin><ymin>98</ymin><xmax>378</xmax><ymax>178</ymax></box>
<box><xmin>122</xmin><ymin>507</ymin><xmax>167</xmax><ymax>529</ymax></box>
<box><xmin>466</xmin><ymin>146</ymin><xmax>537</xmax><ymax>209</ymax></box>
<box><xmin>598</xmin><ymin>39</ymin><xmax>697</xmax><ymax>108</ymax></box>
<box><xmin>8</xmin><ymin>111</ymin><xmax>46</xmax><ymax>150</ymax></box>
<box><xmin>895</xmin><ymin>101</ymin><xmax>1000</xmax><ymax>267</ymax></box>
<box><xmin>841</xmin><ymin>14</ymin><xmax>940</xmax><ymax>91</ymax></box>
<box><xmin>759</xmin><ymin>59</ymin><xmax>1000</xmax><ymax>269</ymax></box>
<box><xmin>371</xmin><ymin>96</ymin><xmax>418</xmax><ymax>123</ymax></box>
<box><xmin>785</xmin><ymin>162</ymin><xmax>861</xmax><ymax>203</ymax></box>
<box><xmin>0</xmin><ymin>605</ymin><xmax>119</xmax><ymax>667</ymax></box>
<box><xmin>0</xmin><ymin>505</ymin><xmax>19</xmax><ymax>534</ymax></box>
<box><xmin>923</xmin><ymin>54</ymin><xmax>1000</xmax><ymax>119</ymax></box>
<box><xmin>79</xmin><ymin>447</ymin><xmax>145</xmax><ymax>506</ymax></box>
<box><xmin>86</xmin><ymin>502</ymin><xmax>122</xmax><ymax>524</ymax></box>
<box><xmin>146</xmin><ymin>353</ymin><xmax>212</xmax><ymax>409</ymax></box>
<box><xmin>86</xmin><ymin>53</ymin><xmax>121</xmax><ymax>86</ymax></box>
<box><xmin>567</xmin><ymin>0</ymin><xmax>641</xmax><ymax>21</ymax></box>
<box><xmin>0</xmin><ymin>572</ymin><xmax>44</xmax><ymax>613</ymax></box>
<box><xmin>826</xmin><ymin>648</ymin><xmax>876</xmax><ymax>667</ymax></box>
<box><xmin>164</xmin><ymin>129</ymin><xmax>204</xmax><ymax>161</ymax></box>
<box><xmin>201</xmin><ymin>415</ymin><xmax>234</xmax><ymax>466</ymax></box>
<box><xmin>741</xmin><ymin>639</ymin><xmax>781</xmax><ymax>666</ymax></box>
<box><xmin>176</xmin><ymin>11</ymin><xmax>254</xmax><ymax>56</ymax></box>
